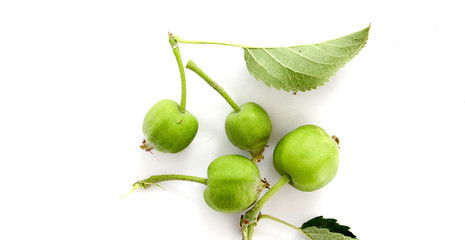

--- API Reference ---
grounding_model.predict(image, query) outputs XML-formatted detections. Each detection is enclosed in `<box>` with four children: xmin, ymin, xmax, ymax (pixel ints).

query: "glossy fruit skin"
<box><xmin>225</xmin><ymin>102</ymin><xmax>272</xmax><ymax>161</ymax></box>
<box><xmin>142</xmin><ymin>99</ymin><xmax>198</xmax><ymax>153</ymax></box>
<box><xmin>204</xmin><ymin>155</ymin><xmax>265</xmax><ymax>213</ymax></box>
<box><xmin>273</xmin><ymin>125</ymin><xmax>339</xmax><ymax>192</ymax></box>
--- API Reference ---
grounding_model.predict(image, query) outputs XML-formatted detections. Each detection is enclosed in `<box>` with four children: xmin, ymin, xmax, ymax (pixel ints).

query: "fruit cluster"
<box><xmin>127</xmin><ymin>33</ymin><xmax>343</xmax><ymax>240</ymax></box>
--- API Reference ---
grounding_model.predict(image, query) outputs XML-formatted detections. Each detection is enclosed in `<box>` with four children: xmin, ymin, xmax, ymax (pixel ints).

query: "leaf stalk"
<box><xmin>172</xmin><ymin>35</ymin><xmax>260</xmax><ymax>49</ymax></box>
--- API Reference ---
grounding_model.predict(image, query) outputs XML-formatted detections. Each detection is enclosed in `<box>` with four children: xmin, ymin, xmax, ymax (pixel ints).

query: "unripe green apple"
<box><xmin>273</xmin><ymin>125</ymin><xmax>339</xmax><ymax>192</ymax></box>
<box><xmin>142</xmin><ymin>99</ymin><xmax>198</xmax><ymax>153</ymax></box>
<box><xmin>204</xmin><ymin>155</ymin><xmax>266</xmax><ymax>213</ymax></box>
<box><xmin>225</xmin><ymin>102</ymin><xmax>272</xmax><ymax>162</ymax></box>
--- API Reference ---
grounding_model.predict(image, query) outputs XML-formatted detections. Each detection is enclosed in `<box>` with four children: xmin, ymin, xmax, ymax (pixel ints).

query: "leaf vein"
<box><xmin>245</xmin><ymin>49</ymin><xmax>288</xmax><ymax>90</ymax></box>
<box><xmin>322</xmin><ymin>39</ymin><xmax>365</xmax><ymax>48</ymax></box>
<box><xmin>309</xmin><ymin>44</ymin><xmax>352</xmax><ymax>59</ymax></box>
<box><xmin>263</xmin><ymin>48</ymin><xmax>333</xmax><ymax>78</ymax></box>
<box><xmin>286</xmin><ymin>47</ymin><xmax>337</xmax><ymax>66</ymax></box>
<box><xmin>262</xmin><ymin>48</ymin><xmax>302</xmax><ymax>90</ymax></box>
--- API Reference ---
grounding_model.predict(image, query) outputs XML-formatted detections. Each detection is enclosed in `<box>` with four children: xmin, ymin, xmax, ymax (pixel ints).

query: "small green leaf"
<box><xmin>243</xmin><ymin>25</ymin><xmax>370</xmax><ymax>92</ymax></box>
<box><xmin>302</xmin><ymin>227</ymin><xmax>357</xmax><ymax>240</ymax></box>
<box><xmin>301</xmin><ymin>216</ymin><xmax>356</xmax><ymax>238</ymax></box>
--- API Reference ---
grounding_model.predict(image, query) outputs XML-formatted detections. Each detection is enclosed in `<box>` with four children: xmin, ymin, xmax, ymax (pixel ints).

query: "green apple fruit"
<box><xmin>204</xmin><ymin>155</ymin><xmax>267</xmax><ymax>213</ymax></box>
<box><xmin>141</xmin><ymin>99</ymin><xmax>198</xmax><ymax>153</ymax></box>
<box><xmin>273</xmin><ymin>125</ymin><xmax>339</xmax><ymax>192</ymax></box>
<box><xmin>225</xmin><ymin>102</ymin><xmax>272</xmax><ymax>162</ymax></box>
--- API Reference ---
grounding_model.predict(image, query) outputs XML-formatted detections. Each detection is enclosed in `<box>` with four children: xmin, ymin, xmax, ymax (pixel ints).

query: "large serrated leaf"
<box><xmin>302</xmin><ymin>227</ymin><xmax>358</xmax><ymax>240</ymax></box>
<box><xmin>301</xmin><ymin>216</ymin><xmax>356</xmax><ymax>238</ymax></box>
<box><xmin>243</xmin><ymin>25</ymin><xmax>370</xmax><ymax>92</ymax></box>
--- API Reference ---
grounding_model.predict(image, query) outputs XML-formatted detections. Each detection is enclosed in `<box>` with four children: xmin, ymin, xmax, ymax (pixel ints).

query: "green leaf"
<box><xmin>301</xmin><ymin>216</ymin><xmax>356</xmax><ymax>238</ymax></box>
<box><xmin>302</xmin><ymin>227</ymin><xmax>357</xmax><ymax>240</ymax></box>
<box><xmin>243</xmin><ymin>25</ymin><xmax>370</xmax><ymax>92</ymax></box>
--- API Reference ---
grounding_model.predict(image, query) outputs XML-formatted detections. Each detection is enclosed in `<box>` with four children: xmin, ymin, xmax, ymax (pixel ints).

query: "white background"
<box><xmin>1</xmin><ymin>1</ymin><xmax>464</xmax><ymax>239</ymax></box>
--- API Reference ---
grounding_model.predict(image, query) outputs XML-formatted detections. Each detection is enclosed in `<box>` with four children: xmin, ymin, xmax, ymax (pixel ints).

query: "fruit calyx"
<box><xmin>140</xmin><ymin>139</ymin><xmax>154</xmax><ymax>153</ymax></box>
<box><xmin>250</xmin><ymin>147</ymin><xmax>266</xmax><ymax>163</ymax></box>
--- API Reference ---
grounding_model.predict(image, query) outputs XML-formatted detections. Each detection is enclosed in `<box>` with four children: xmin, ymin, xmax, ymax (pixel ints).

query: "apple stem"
<box><xmin>142</xmin><ymin>174</ymin><xmax>208</xmax><ymax>185</ymax></box>
<box><xmin>185</xmin><ymin>60</ymin><xmax>241</xmax><ymax>113</ymax></box>
<box><xmin>241</xmin><ymin>174</ymin><xmax>291</xmax><ymax>239</ymax></box>
<box><xmin>244</xmin><ymin>173</ymin><xmax>291</xmax><ymax>222</ymax></box>
<box><xmin>122</xmin><ymin>174</ymin><xmax>208</xmax><ymax>199</ymax></box>
<box><xmin>169</xmin><ymin>33</ymin><xmax>187</xmax><ymax>113</ymax></box>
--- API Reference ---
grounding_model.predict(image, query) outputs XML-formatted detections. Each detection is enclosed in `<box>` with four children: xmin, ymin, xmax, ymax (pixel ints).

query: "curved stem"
<box><xmin>241</xmin><ymin>174</ymin><xmax>291</xmax><ymax>240</ymax></box>
<box><xmin>185</xmin><ymin>60</ymin><xmax>241</xmax><ymax>113</ymax></box>
<box><xmin>258</xmin><ymin>214</ymin><xmax>306</xmax><ymax>236</ymax></box>
<box><xmin>169</xmin><ymin>34</ymin><xmax>187</xmax><ymax>113</ymax></box>
<box><xmin>142</xmin><ymin>174</ymin><xmax>208</xmax><ymax>186</ymax></box>
<box><xmin>172</xmin><ymin>35</ymin><xmax>260</xmax><ymax>49</ymax></box>
<box><xmin>244</xmin><ymin>174</ymin><xmax>291</xmax><ymax>222</ymax></box>
<box><xmin>122</xmin><ymin>174</ymin><xmax>208</xmax><ymax>199</ymax></box>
